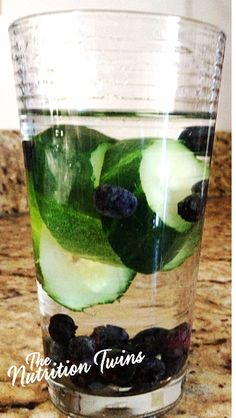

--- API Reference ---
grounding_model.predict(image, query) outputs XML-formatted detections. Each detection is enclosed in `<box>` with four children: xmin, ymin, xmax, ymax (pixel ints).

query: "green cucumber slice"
<box><xmin>140</xmin><ymin>140</ymin><xmax>209</xmax><ymax>232</ymax></box>
<box><xmin>162</xmin><ymin>221</ymin><xmax>203</xmax><ymax>271</ymax></box>
<box><xmin>30</xmin><ymin>125</ymin><xmax>121</xmax><ymax>265</ymax></box>
<box><xmin>90</xmin><ymin>142</ymin><xmax>110</xmax><ymax>187</ymax></box>
<box><xmin>25</xmin><ymin>174</ymin><xmax>43</xmax><ymax>261</ymax></box>
<box><xmin>40</xmin><ymin>226</ymin><xmax>134</xmax><ymax>311</ymax></box>
<box><xmin>36</xmin><ymin>194</ymin><xmax>122</xmax><ymax>265</ymax></box>
<box><xmin>23</xmin><ymin>171</ymin><xmax>44</xmax><ymax>284</ymax></box>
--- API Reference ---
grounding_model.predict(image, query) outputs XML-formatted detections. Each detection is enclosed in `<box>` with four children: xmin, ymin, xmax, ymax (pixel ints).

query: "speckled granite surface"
<box><xmin>0</xmin><ymin>197</ymin><xmax>231</xmax><ymax>417</ymax></box>
<box><xmin>0</xmin><ymin>131</ymin><xmax>27</xmax><ymax>214</ymax></box>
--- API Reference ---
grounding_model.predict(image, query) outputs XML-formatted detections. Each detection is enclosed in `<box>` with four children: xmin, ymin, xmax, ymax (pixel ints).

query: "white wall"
<box><xmin>0</xmin><ymin>0</ymin><xmax>231</xmax><ymax>130</ymax></box>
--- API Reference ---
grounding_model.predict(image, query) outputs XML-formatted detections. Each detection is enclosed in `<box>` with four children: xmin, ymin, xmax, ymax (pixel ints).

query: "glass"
<box><xmin>9</xmin><ymin>10</ymin><xmax>226</xmax><ymax>418</ymax></box>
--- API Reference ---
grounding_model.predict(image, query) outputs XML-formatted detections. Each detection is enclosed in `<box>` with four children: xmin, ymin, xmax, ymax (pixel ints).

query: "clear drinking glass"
<box><xmin>9</xmin><ymin>10</ymin><xmax>225</xmax><ymax>417</ymax></box>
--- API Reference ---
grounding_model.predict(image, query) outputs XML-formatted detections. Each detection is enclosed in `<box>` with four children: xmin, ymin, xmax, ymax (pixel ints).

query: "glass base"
<box><xmin>48</xmin><ymin>373</ymin><xmax>186</xmax><ymax>417</ymax></box>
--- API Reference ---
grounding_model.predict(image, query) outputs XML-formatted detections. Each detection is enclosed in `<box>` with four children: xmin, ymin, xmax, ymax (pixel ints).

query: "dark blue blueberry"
<box><xmin>94</xmin><ymin>184</ymin><xmax>138</xmax><ymax>219</ymax></box>
<box><xmin>112</xmin><ymin>341</ymin><xmax>140</xmax><ymax>356</ymax></box>
<box><xmin>164</xmin><ymin>322</ymin><xmax>191</xmax><ymax>358</ymax></box>
<box><xmin>162</xmin><ymin>353</ymin><xmax>188</xmax><ymax>379</ymax></box>
<box><xmin>191</xmin><ymin>179</ymin><xmax>209</xmax><ymax>200</ymax></box>
<box><xmin>48</xmin><ymin>341</ymin><xmax>69</xmax><ymax>365</ymax></box>
<box><xmin>100</xmin><ymin>349</ymin><xmax>137</xmax><ymax>387</ymax></box>
<box><xmin>177</xmin><ymin>194</ymin><xmax>205</xmax><ymax>222</ymax></box>
<box><xmin>70</xmin><ymin>363</ymin><xmax>102</xmax><ymax>388</ymax></box>
<box><xmin>132</xmin><ymin>327</ymin><xmax>169</xmax><ymax>356</ymax></box>
<box><xmin>178</xmin><ymin>126</ymin><xmax>215</xmax><ymax>156</ymax></box>
<box><xmin>68</xmin><ymin>336</ymin><xmax>95</xmax><ymax>364</ymax></box>
<box><xmin>48</xmin><ymin>314</ymin><xmax>77</xmax><ymax>344</ymax></box>
<box><xmin>91</xmin><ymin>325</ymin><xmax>129</xmax><ymax>350</ymax></box>
<box><xmin>132</xmin><ymin>358</ymin><xmax>166</xmax><ymax>390</ymax></box>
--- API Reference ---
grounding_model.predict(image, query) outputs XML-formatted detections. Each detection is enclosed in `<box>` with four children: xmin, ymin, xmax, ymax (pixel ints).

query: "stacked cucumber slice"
<box><xmin>25</xmin><ymin>125</ymin><xmax>209</xmax><ymax>311</ymax></box>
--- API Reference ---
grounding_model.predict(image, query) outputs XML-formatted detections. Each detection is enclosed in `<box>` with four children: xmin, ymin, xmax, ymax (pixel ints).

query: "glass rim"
<box><xmin>8</xmin><ymin>8</ymin><xmax>226</xmax><ymax>38</ymax></box>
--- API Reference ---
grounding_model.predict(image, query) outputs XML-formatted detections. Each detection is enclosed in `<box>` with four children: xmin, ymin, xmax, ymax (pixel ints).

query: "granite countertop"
<box><xmin>0</xmin><ymin>197</ymin><xmax>231</xmax><ymax>418</ymax></box>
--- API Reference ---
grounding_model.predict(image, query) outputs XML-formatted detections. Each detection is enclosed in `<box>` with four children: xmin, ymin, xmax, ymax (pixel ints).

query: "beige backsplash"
<box><xmin>0</xmin><ymin>130</ymin><xmax>231</xmax><ymax>215</ymax></box>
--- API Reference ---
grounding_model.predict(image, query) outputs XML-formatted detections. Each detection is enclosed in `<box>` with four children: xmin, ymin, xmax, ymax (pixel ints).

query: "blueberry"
<box><xmin>48</xmin><ymin>314</ymin><xmax>77</xmax><ymax>344</ymax></box>
<box><xmin>68</xmin><ymin>336</ymin><xmax>95</xmax><ymax>364</ymax></box>
<box><xmin>132</xmin><ymin>358</ymin><xmax>165</xmax><ymax>390</ymax></box>
<box><xmin>132</xmin><ymin>327</ymin><xmax>169</xmax><ymax>356</ymax></box>
<box><xmin>48</xmin><ymin>341</ymin><xmax>69</xmax><ymax>365</ymax></box>
<box><xmin>100</xmin><ymin>349</ymin><xmax>137</xmax><ymax>387</ymax></box>
<box><xmin>178</xmin><ymin>126</ymin><xmax>215</xmax><ymax>156</ymax></box>
<box><xmin>71</xmin><ymin>363</ymin><xmax>101</xmax><ymax>388</ymax></box>
<box><xmin>112</xmin><ymin>341</ymin><xmax>140</xmax><ymax>355</ymax></box>
<box><xmin>191</xmin><ymin>179</ymin><xmax>209</xmax><ymax>200</ymax></box>
<box><xmin>162</xmin><ymin>353</ymin><xmax>188</xmax><ymax>379</ymax></box>
<box><xmin>164</xmin><ymin>322</ymin><xmax>191</xmax><ymax>358</ymax></box>
<box><xmin>177</xmin><ymin>194</ymin><xmax>205</xmax><ymax>222</ymax></box>
<box><xmin>94</xmin><ymin>184</ymin><xmax>138</xmax><ymax>219</ymax></box>
<box><xmin>91</xmin><ymin>325</ymin><xmax>129</xmax><ymax>350</ymax></box>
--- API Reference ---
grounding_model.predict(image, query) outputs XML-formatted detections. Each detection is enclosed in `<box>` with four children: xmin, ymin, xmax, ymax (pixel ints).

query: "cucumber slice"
<box><xmin>36</xmin><ymin>194</ymin><xmax>122</xmax><ymax>265</ymax></box>
<box><xmin>162</xmin><ymin>221</ymin><xmax>203</xmax><ymax>271</ymax></box>
<box><xmin>23</xmin><ymin>170</ymin><xmax>44</xmax><ymax>284</ymax></box>
<box><xmin>32</xmin><ymin>125</ymin><xmax>114</xmax><ymax>215</ymax></box>
<box><xmin>28</xmin><ymin>187</ymin><xmax>42</xmax><ymax>260</ymax></box>
<box><xmin>24</xmin><ymin>172</ymin><xmax>43</xmax><ymax>261</ymax></box>
<box><xmin>140</xmin><ymin>140</ymin><xmax>209</xmax><ymax>232</ymax></box>
<box><xmin>28</xmin><ymin>125</ymin><xmax>120</xmax><ymax>265</ymax></box>
<box><xmin>30</xmin><ymin>125</ymin><xmax>124</xmax><ymax>265</ymax></box>
<box><xmin>40</xmin><ymin>226</ymin><xmax>134</xmax><ymax>311</ymax></box>
<box><xmin>90</xmin><ymin>142</ymin><xmax>110</xmax><ymax>187</ymax></box>
<box><xmin>22</xmin><ymin>141</ymin><xmax>42</xmax><ymax>248</ymax></box>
